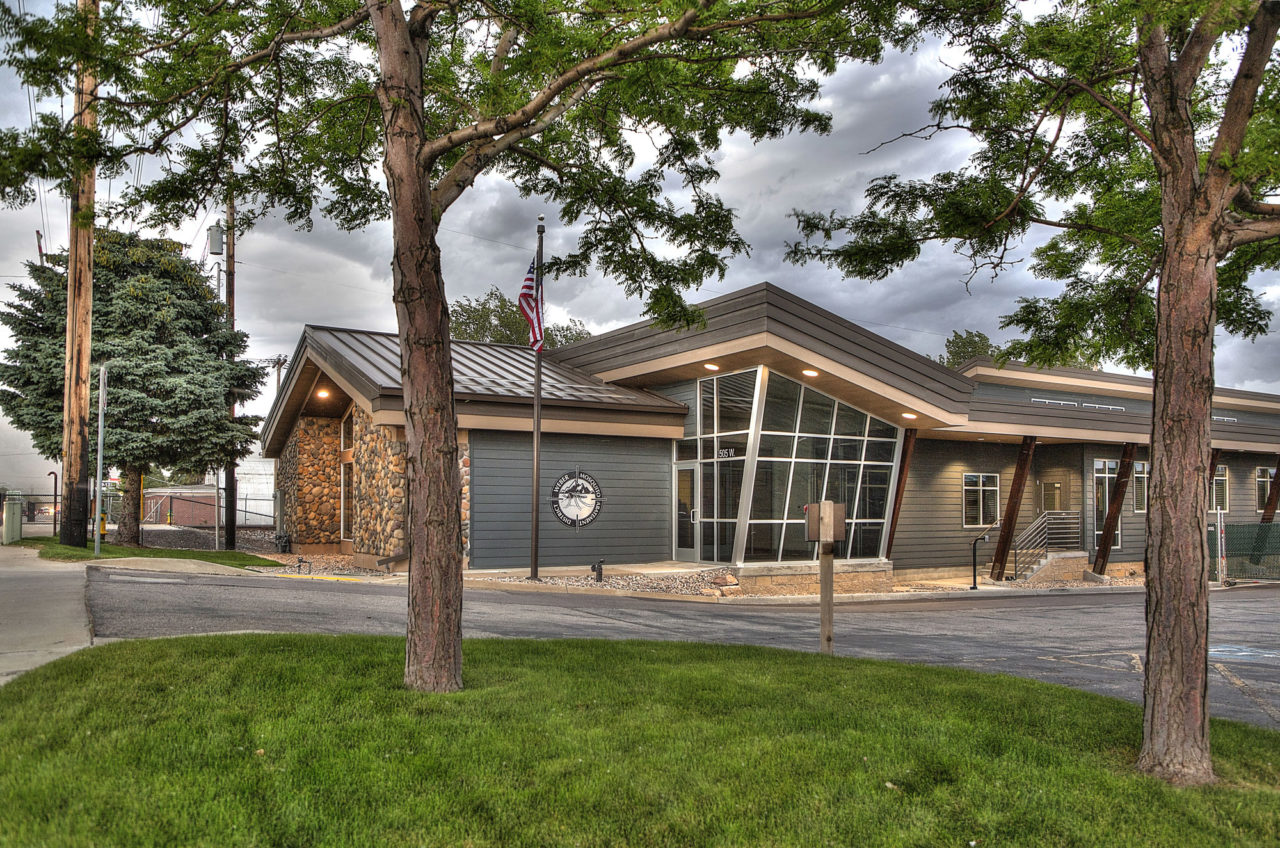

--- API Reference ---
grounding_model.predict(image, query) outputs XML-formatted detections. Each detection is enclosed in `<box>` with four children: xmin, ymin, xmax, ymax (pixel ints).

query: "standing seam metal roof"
<box><xmin>303</xmin><ymin>326</ymin><xmax>686</xmax><ymax>411</ymax></box>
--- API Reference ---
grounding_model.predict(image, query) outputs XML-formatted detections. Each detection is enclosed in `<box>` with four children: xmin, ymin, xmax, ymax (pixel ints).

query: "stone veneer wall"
<box><xmin>459</xmin><ymin>430</ymin><xmax>471</xmax><ymax>568</ymax></box>
<box><xmin>351</xmin><ymin>406</ymin><xmax>407</xmax><ymax>559</ymax></box>
<box><xmin>345</xmin><ymin>413</ymin><xmax>472</xmax><ymax>570</ymax></box>
<box><xmin>278</xmin><ymin>417</ymin><xmax>341</xmax><ymax>546</ymax></box>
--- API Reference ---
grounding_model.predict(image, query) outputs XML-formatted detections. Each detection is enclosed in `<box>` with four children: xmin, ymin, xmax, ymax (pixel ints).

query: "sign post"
<box><xmin>806</xmin><ymin>500</ymin><xmax>845</xmax><ymax>655</ymax></box>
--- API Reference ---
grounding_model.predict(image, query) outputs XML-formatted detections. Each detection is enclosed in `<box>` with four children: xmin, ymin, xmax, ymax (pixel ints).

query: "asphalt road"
<box><xmin>86</xmin><ymin>567</ymin><xmax>1280</xmax><ymax>729</ymax></box>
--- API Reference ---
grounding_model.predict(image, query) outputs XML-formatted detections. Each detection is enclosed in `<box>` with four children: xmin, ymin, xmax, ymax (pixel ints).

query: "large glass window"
<box><xmin>738</xmin><ymin>371</ymin><xmax>899</xmax><ymax>562</ymax></box>
<box><xmin>1257</xmin><ymin>467</ymin><xmax>1276</xmax><ymax>512</ymax></box>
<box><xmin>696</xmin><ymin>372</ymin><xmax>757</xmax><ymax>562</ymax></box>
<box><xmin>1093</xmin><ymin>459</ymin><xmax>1120</xmax><ymax>548</ymax></box>
<box><xmin>1210</xmin><ymin>464</ymin><xmax>1229</xmax><ymax>512</ymax></box>
<box><xmin>963</xmin><ymin>473</ymin><xmax>999</xmax><ymax>527</ymax></box>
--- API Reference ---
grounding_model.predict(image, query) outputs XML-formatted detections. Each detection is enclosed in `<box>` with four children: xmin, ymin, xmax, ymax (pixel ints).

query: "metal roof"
<box><xmin>303</xmin><ymin>326</ymin><xmax>686</xmax><ymax>411</ymax></box>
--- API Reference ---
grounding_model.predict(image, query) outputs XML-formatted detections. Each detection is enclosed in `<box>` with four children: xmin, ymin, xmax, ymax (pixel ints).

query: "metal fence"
<box><xmin>0</xmin><ymin>489</ymin><xmax>275</xmax><ymax>543</ymax></box>
<box><xmin>1208</xmin><ymin>521</ymin><xmax>1280</xmax><ymax>582</ymax></box>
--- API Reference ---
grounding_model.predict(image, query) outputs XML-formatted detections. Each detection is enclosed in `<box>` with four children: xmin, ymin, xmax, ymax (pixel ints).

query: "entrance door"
<box><xmin>675</xmin><ymin>463</ymin><xmax>699</xmax><ymax>561</ymax></box>
<box><xmin>1040</xmin><ymin>476</ymin><xmax>1071</xmax><ymax>513</ymax></box>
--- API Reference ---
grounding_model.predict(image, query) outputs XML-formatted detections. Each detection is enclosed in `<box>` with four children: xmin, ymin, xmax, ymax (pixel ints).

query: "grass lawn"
<box><xmin>13</xmin><ymin>535</ymin><xmax>281</xmax><ymax>568</ymax></box>
<box><xmin>1</xmin><ymin>637</ymin><xmax>1277</xmax><ymax>847</ymax></box>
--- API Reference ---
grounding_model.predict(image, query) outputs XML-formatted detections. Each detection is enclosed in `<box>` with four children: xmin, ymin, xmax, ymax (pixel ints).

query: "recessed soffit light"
<box><xmin>316</xmin><ymin>389</ymin><xmax>331</xmax><ymax>399</ymax></box>
<box><xmin>901</xmin><ymin>412</ymin><xmax>918</xmax><ymax>420</ymax></box>
<box><xmin>802</xmin><ymin>369</ymin><xmax>819</xmax><ymax>377</ymax></box>
<box><xmin>704</xmin><ymin>363</ymin><xmax>720</xmax><ymax>371</ymax></box>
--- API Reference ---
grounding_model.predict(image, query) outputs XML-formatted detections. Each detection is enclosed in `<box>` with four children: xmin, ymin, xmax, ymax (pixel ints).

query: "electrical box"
<box><xmin>805</xmin><ymin>501</ymin><xmax>846</xmax><ymax>542</ymax></box>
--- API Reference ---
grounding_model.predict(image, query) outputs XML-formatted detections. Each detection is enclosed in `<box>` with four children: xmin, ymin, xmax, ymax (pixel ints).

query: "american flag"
<box><xmin>517</xmin><ymin>259</ymin><xmax>544</xmax><ymax>352</ymax></box>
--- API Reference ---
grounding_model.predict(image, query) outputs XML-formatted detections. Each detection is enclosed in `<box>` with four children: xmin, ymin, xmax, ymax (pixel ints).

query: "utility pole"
<box><xmin>59</xmin><ymin>0</ymin><xmax>99</xmax><ymax>547</ymax></box>
<box><xmin>223</xmin><ymin>193</ymin><xmax>237</xmax><ymax>551</ymax></box>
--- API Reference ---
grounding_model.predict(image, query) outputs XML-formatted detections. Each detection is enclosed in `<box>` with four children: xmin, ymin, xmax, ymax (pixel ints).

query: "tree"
<box><xmin>937</xmin><ymin>329</ymin><xmax>1000</xmax><ymax>368</ymax></box>
<box><xmin>451</xmin><ymin>286</ymin><xmax>590</xmax><ymax>349</ymax></box>
<box><xmin>1</xmin><ymin>1</ymin><xmax>914</xmax><ymax>692</ymax></box>
<box><xmin>0</xmin><ymin>229</ymin><xmax>265</xmax><ymax>545</ymax></box>
<box><xmin>788</xmin><ymin>1</ymin><xmax>1280</xmax><ymax>784</ymax></box>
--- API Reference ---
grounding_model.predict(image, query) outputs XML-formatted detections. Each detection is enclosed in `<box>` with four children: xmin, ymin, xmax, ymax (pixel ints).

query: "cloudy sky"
<box><xmin>2</xmin><ymin>28</ymin><xmax>1279</xmax><ymax>492</ymax></box>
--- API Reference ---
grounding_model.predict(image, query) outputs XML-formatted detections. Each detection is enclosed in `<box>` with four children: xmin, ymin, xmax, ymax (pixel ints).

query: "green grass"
<box><xmin>13</xmin><ymin>535</ymin><xmax>281</xmax><ymax>568</ymax></box>
<box><xmin>0</xmin><ymin>638</ymin><xmax>1277</xmax><ymax>848</ymax></box>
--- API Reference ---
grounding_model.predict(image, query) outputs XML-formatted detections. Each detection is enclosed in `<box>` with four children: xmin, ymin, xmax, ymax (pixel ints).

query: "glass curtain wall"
<box><xmin>676</xmin><ymin>367</ymin><xmax>900</xmax><ymax>563</ymax></box>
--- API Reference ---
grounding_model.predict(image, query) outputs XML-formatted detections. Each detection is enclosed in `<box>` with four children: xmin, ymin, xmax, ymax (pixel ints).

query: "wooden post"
<box><xmin>884</xmin><ymin>428</ymin><xmax>916</xmax><ymax>559</ymax></box>
<box><xmin>58</xmin><ymin>0</ymin><xmax>99</xmax><ymax>548</ymax></box>
<box><xmin>223</xmin><ymin>194</ymin><xmax>237</xmax><ymax>551</ymax></box>
<box><xmin>818</xmin><ymin>500</ymin><xmax>835</xmax><ymax>655</ymax></box>
<box><xmin>989</xmin><ymin>436</ymin><xmax>1037</xmax><ymax>581</ymax></box>
<box><xmin>1093</xmin><ymin>443</ymin><xmax>1137</xmax><ymax>575</ymax></box>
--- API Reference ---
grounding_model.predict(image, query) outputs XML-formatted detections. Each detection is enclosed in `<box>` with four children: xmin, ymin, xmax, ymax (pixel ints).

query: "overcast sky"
<box><xmin>2</xmin><ymin>34</ymin><xmax>1279</xmax><ymax>492</ymax></box>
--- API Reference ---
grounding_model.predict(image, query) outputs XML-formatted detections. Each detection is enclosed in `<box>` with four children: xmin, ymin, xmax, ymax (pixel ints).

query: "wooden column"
<box><xmin>989</xmin><ymin>435</ymin><xmax>1036</xmax><ymax>581</ymax></box>
<box><xmin>884</xmin><ymin>428</ymin><xmax>916</xmax><ymax>559</ymax></box>
<box><xmin>1093</xmin><ymin>442</ymin><xmax>1137</xmax><ymax>575</ymax></box>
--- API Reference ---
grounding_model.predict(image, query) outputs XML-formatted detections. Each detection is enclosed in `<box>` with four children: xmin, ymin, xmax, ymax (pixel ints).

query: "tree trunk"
<box><xmin>114</xmin><ymin>465</ymin><xmax>142</xmax><ymax>546</ymax></box>
<box><xmin>1139</xmin><ymin>220</ymin><xmax>1217</xmax><ymax>785</ymax></box>
<box><xmin>369</xmin><ymin>0</ymin><xmax>464</xmax><ymax>693</ymax></box>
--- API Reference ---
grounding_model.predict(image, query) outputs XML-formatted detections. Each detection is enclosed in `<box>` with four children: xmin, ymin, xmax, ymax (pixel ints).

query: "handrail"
<box><xmin>1011</xmin><ymin>511</ymin><xmax>1082</xmax><ymax>579</ymax></box>
<box><xmin>969</xmin><ymin>518</ymin><xmax>1000</xmax><ymax>590</ymax></box>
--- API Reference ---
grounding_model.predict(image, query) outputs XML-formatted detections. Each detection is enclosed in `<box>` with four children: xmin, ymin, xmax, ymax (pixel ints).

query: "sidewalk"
<box><xmin>0</xmin><ymin>543</ymin><xmax>92</xmax><ymax>686</ymax></box>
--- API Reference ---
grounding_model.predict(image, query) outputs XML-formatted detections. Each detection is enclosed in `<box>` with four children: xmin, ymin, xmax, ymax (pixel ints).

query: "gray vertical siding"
<box><xmin>890</xmin><ymin>440</ymin><xmax>1039</xmax><ymax>572</ymax></box>
<box><xmin>470</xmin><ymin>431</ymin><xmax>673</xmax><ymax>569</ymax></box>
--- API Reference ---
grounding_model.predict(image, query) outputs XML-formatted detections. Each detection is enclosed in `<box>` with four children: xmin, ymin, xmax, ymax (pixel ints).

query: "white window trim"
<box><xmin>1255</xmin><ymin>467</ymin><xmax>1275</xmax><ymax>513</ymax></box>
<box><xmin>1210</xmin><ymin>464</ymin><xmax>1229</xmax><ymax>513</ymax></box>
<box><xmin>962</xmin><ymin>473</ymin><xmax>1000</xmax><ymax>528</ymax></box>
<box><xmin>1133</xmin><ymin>461</ymin><xmax>1149</xmax><ymax>513</ymax></box>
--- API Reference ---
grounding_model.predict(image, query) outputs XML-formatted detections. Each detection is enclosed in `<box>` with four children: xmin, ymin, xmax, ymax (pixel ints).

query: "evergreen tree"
<box><xmin>0</xmin><ymin>229</ymin><xmax>266</xmax><ymax>545</ymax></box>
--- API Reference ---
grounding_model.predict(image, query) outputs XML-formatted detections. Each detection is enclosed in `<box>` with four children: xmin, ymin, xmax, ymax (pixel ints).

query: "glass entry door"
<box><xmin>675</xmin><ymin>464</ymin><xmax>699</xmax><ymax>561</ymax></box>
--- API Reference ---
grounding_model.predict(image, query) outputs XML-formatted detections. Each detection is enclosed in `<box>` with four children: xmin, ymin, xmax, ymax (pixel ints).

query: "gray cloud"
<box><xmin>1</xmin><ymin>36</ymin><xmax>1277</xmax><ymax>438</ymax></box>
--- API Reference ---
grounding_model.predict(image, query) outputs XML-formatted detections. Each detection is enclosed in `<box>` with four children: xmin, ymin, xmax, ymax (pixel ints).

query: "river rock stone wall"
<box><xmin>278</xmin><ymin>416</ymin><xmax>341</xmax><ymax>546</ymax></box>
<box><xmin>351</xmin><ymin>407</ymin><xmax>407</xmax><ymax>559</ymax></box>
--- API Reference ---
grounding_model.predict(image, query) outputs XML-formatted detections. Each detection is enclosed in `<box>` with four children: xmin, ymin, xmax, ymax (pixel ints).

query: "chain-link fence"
<box><xmin>1208</xmin><ymin>521</ymin><xmax>1280</xmax><ymax>582</ymax></box>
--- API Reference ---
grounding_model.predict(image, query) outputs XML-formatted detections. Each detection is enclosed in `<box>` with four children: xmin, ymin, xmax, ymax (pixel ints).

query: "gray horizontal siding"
<box><xmin>470</xmin><ymin>431</ymin><xmax>672</xmax><ymax>569</ymax></box>
<box><xmin>890</xmin><ymin>440</ymin><xmax>1039</xmax><ymax>572</ymax></box>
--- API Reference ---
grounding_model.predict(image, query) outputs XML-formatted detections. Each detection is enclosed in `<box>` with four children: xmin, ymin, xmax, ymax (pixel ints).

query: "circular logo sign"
<box><xmin>551</xmin><ymin>470</ymin><xmax>603</xmax><ymax>527</ymax></box>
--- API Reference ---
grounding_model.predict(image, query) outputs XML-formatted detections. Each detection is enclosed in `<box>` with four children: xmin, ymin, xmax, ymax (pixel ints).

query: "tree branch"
<box><xmin>1205</xmin><ymin>1</ymin><xmax>1280</xmax><ymax>199</ymax></box>
<box><xmin>1028</xmin><ymin>216</ymin><xmax>1151</xmax><ymax>251</ymax></box>
<box><xmin>1220</xmin><ymin>213</ymin><xmax>1280</xmax><ymax>253</ymax></box>
<box><xmin>431</xmin><ymin>77</ymin><xmax>603</xmax><ymax>212</ymax></box>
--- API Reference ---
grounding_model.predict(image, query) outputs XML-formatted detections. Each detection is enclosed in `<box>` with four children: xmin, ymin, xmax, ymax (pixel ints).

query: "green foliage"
<box><xmin>787</xmin><ymin>1</ymin><xmax>1279</xmax><ymax>369</ymax></box>
<box><xmin>1</xmin><ymin>636</ymin><xmax>1279</xmax><ymax>846</ymax></box>
<box><xmin>0</xmin><ymin>229</ymin><xmax>266</xmax><ymax>476</ymax></box>
<box><xmin>0</xmin><ymin>1</ymin><xmax>925</xmax><ymax>325</ymax></box>
<box><xmin>938</xmin><ymin>328</ymin><xmax>1000</xmax><ymax>368</ymax></box>
<box><xmin>450</xmin><ymin>286</ymin><xmax>591</xmax><ymax>348</ymax></box>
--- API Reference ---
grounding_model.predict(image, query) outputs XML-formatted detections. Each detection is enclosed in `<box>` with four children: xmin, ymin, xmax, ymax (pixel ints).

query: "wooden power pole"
<box><xmin>59</xmin><ymin>0</ymin><xmax>99</xmax><ymax>547</ymax></box>
<box><xmin>223</xmin><ymin>193</ymin><xmax>237</xmax><ymax>551</ymax></box>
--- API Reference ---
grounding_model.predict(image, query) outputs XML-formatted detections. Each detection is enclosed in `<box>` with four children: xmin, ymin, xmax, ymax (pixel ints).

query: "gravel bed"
<box><xmin>252</xmin><ymin>553</ymin><xmax>388</xmax><ymax>577</ymax></box>
<box><xmin>482</xmin><ymin>567</ymin><xmax>737</xmax><ymax>596</ymax></box>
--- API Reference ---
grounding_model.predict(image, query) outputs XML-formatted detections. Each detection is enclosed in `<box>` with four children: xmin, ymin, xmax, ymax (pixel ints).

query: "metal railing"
<box><xmin>1011</xmin><ymin>511</ymin><xmax>1082</xmax><ymax>580</ymax></box>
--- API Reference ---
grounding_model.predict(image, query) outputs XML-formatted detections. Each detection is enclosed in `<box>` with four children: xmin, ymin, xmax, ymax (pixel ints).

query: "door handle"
<box><xmin>690</xmin><ymin>509</ymin><xmax>697</xmax><ymax>524</ymax></box>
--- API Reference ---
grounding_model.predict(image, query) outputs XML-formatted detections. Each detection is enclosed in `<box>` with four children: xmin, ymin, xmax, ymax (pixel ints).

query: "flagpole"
<box><xmin>530</xmin><ymin>217</ymin><xmax>545</xmax><ymax>579</ymax></box>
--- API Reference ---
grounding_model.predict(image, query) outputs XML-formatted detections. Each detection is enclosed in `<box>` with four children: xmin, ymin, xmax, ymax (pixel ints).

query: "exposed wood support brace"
<box><xmin>1262</xmin><ymin>452</ymin><xmax>1280</xmax><ymax>524</ymax></box>
<box><xmin>884</xmin><ymin>428</ymin><xmax>917</xmax><ymax>559</ymax></box>
<box><xmin>1093</xmin><ymin>442</ymin><xmax>1137</xmax><ymax>575</ymax></box>
<box><xmin>990</xmin><ymin>435</ymin><xmax>1037</xmax><ymax>581</ymax></box>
